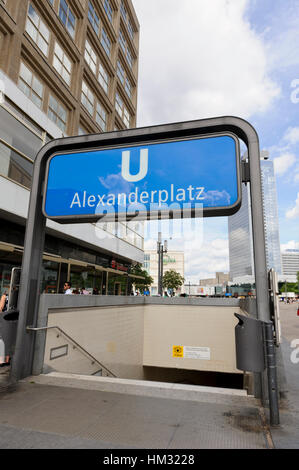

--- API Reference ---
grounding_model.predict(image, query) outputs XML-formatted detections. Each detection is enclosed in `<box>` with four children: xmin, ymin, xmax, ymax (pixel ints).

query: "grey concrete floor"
<box><xmin>270</xmin><ymin>302</ymin><xmax>299</xmax><ymax>449</ymax></box>
<box><xmin>0</xmin><ymin>379</ymin><xmax>269</xmax><ymax>449</ymax></box>
<box><xmin>0</xmin><ymin>302</ymin><xmax>298</xmax><ymax>450</ymax></box>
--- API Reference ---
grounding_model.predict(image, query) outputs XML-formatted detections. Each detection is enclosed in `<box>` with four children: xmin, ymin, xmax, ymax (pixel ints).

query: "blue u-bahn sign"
<box><xmin>43</xmin><ymin>133</ymin><xmax>241</xmax><ymax>222</ymax></box>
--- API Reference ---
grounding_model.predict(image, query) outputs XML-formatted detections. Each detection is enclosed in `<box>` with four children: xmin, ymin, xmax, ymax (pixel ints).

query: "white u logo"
<box><xmin>121</xmin><ymin>149</ymin><xmax>148</xmax><ymax>182</ymax></box>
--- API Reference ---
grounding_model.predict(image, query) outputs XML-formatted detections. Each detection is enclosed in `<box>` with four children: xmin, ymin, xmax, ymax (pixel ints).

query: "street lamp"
<box><xmin>157</xmin><ymin>232</ymin><xmax>168</xmax><ymax>296</ymax></box>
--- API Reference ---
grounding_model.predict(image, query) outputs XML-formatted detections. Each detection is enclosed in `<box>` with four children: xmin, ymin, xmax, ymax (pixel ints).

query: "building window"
<box><xmin>96</xmin><ymin>102</ymin><xmax>107</xmax><ymax>131</ymax></box>
<box><xmin>117</xmin><ymin>60</ymin><xmax>125</xmax><ymax>84</ymax></box>
<box><xmin>123</xmin><ymin>107</ymin><xmax>130</xmax><ymax>128</ymax></box>
<box><xmin>119</xmin><ymin>29</ymin><xmax>133</xmax><ymax>69</ymax></box>
<box><xmin>103</xmin><ymin>0</ymin><xmax>113</xmax><ymax>23</ymax></box>
<box><xmin>128</xmin><ymin>20</ymin><xmax>134</xmax><ymax>40</ymax></box>
<box><xmin>84</xmin><ymin>40</ymin><xmax>97</xmax><ymax>74</ymax></box>
<box><xmin>115</xmin><ymin>92</ymin><xmax>123</xmax><ymax>118</ymax></box>
<box><xmin>125</xmin><ymin>77</ymin><xmax>131</xmax><ymax>99</ymax></box>
<box><xmin>126</xmin><ymin>47</ymin><xmax>132</xmax><ymax>69</ymax></box>
<box><xmin>59</xmin><ymin>0</ymin><xmax>76</xmax><ymax>39</ymax></box>
<box><xmin>119</xmin><ymin>29</ymin><xmax>126</xmax><ymax>54</ymax></box>
<box><xmin>88</xmin><ymin>1</ymin><xmax>100</xmax><ymax>36</ymax></box>
<box><xmin>98</xmin><ymin>63</ymin><xmax>109</xmax><ymax>94</ymax></box>
<box><xmin>78</xmin><ymin>124</ymin><xmax>88</xmax><ymax>135</ymax></box>
<box><xmin>81</xmin><ymin>80</ymin><xmax>94</xmax><ymax>116</ymax></box>
<box><xmin>101</xmin><ymin>27</ymin><xmax>111</xmax><ymax>57</ymax></box>
<box><xmin>120</xmin><ymin>0</ymin><xmax>127</xmax><ymax>22</ymax></box>
<box><xmin>117</xmin><ymin>60</ymin><xmax>132</xmax><ymax>99</ymax></box>
<box><xmin>53</xmin><ymin>42</ymin><xmax>72</xmax><ymax>86</ymax></box>
<box><xmin>25</xmin><ymin>3</ymin><xmax>50</xmax><ymax>57</ymax></box>
<box><xmin>115</xmin><ymin>92</ymin><xmax>130</xmax><ymax>128</ymax></box>
<box><xmin>18</xmin><ymin>62</ymin><xmax>44</xmax><ymax>109</ymax></box>
<box><xmin>48</xmin><ymin>94</ymin><xmax>67</xmax><ymax>132</ymax></box>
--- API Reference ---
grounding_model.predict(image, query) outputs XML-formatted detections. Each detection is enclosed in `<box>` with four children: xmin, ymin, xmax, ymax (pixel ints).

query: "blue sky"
<box><xmin>133</xmin><ymin>0</ymin><xmax>299</xmax><ymax>280</ymax></box>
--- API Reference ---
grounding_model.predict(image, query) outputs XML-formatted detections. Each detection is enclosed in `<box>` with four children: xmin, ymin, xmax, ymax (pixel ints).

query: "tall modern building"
<box><xmin>281</xmin><ymin>249</ymin><xmax>299</xmax><ymax>283</ymax></box>
<box><xmin>228</xmin><ymin>151</ymin><xmax>282</xmax><ymax>283</ymax></box>
<box><xmin>0</xmin><ymin>0</ymin><xmax>144</xmax><ymax>296</ymax></box>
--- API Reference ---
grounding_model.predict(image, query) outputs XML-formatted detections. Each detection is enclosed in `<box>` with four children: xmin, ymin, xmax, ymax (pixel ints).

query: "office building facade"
<box><xmin>281</xmin><ymin>249</ymin><xmax>299</xmax><ymax>283</ymax></box>
<box><xmin>228</xmin><ymin>152</ymin><xmax>282</xmax><ymax>283</ymax></box>
<box><xmin>199</xmin><ymin>272</ymin><xmax>230</xmax><ymax>287</ymax></box>
<box><xmin>143</xmin><ymin>250</ymin><xmax>185</xmax><ymax>295</ymax></box>
<box><xmin>0</xmin><ymin>0</ymin><xmax>143</xmax><ymax>296</ymax></box>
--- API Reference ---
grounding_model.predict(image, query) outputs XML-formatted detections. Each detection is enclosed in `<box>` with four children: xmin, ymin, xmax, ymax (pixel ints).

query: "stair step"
<box><xmin>22</xmin><ymin>372</ymin><xmax>260</xmax><ymax>407</ymax></box>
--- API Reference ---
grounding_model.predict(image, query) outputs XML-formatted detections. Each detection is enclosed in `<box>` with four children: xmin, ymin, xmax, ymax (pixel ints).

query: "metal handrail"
<box><xmin>26</xmin><ymin>325</ymin><xmax>116</xmax><ymax>377</ymax></box>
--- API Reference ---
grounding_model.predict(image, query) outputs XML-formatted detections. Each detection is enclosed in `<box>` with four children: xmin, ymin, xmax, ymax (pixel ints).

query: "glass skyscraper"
<box><xmin>228</xmin><ymin>152</ymin><xmax>282</xmax><ymax>283</ymax></box>
<box><xmin>260</xmin><ymin>157</ymin><xmax>282</xmax><ymax>274</ymax></box>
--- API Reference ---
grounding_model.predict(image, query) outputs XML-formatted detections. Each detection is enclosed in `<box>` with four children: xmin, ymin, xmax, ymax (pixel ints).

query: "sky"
<box><xmin>132</xmin><ymin>0</ymin><xmax>299</xmax><ymax>282</ymax></box>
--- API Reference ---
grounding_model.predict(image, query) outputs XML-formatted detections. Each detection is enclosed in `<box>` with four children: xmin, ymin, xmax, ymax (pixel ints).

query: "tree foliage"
<box><xmin>278</xmin><ymin>281</ymin><xmax>299</xmax><ymax>294</ymax></box>
<box><xmin>162</xmin><ymin>269</ymin><xmax>185</xmax><ymax>292</ymax></box>
<box><xmin>130</xmin><ymin>263</ymin><xmax>153</xmax><ymax>291</ymax></box>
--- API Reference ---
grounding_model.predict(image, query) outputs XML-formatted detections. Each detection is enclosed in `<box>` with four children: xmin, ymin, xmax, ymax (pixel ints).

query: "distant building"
<box><xmin>260</xmin><ymin>155</ymin><xmax>282</xmax><ymax>274</ymax></box>
<box><xmin>228</xmin><ymin>151</ymin><xmax>282</xmax><ymax>283</ymax></box>
<box><xmin>199</xmin><ymin>272</ymin><xmax>230</xmax><ymax>286</ymax></box>
<box><xmin>281</xmin><ymin>249</ymin><xmax>299</xmax><ymax>282</ymax></box>
<box><xmin>181</xmin><ymin>284</ymin><xmax>217</xmax><ymax>296</ymax></box>
<box><xmin>143</xmin><ymin>250</ymin><xmax>184</xmax><ymax>295</ymax></box>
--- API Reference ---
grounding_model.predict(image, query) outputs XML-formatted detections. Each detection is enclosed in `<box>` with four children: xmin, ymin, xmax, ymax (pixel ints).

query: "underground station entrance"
<box><xmin>2</xmin><ymin>116</ymin><xmax>281</xmax><ymax>429</ymax></box>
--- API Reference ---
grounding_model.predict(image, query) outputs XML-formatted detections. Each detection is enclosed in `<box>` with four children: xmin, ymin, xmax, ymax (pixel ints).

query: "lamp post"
<box><xmin>157</xmin><ymin>232</ymin><xmax>168</xmax><ymax>296</ymax></box>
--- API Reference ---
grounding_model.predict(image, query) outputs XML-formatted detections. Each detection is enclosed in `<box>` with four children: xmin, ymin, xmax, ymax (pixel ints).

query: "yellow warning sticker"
<box><xmin>173</xmin><ymin>345</ymin><xmax>183</xmax><ymax>357</ymax></box>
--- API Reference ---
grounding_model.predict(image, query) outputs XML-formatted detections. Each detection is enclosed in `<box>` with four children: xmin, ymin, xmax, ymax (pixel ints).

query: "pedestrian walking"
<box><xmin>0</xmin><ymin>291</ymin><xmax>10</xmax><ymax>366</ymax></box>
<box><xmin>63</xmin><ymin>282</ymin><xmax>73</xmax><ymax>294</ymax></box>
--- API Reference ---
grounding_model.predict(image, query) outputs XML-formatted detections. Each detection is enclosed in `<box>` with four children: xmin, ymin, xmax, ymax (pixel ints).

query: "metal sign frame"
<box><xmin>10</xmin><ymin>116</ymin><xmax>276</xmax><ymax>422</ymax></box>
<box><xmin>42</xmin><ymin>131</ymin><xmax>242</xmax><ymax>222</ymax></box>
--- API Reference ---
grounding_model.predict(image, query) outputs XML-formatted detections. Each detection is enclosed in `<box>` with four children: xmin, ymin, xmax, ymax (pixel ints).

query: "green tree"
<box><xmin>278</xmin><ymin>281</ymin><xmax>299</xmax><ymax>294</ymax></box>
<box><xmin>130</xmin><ymin>263</ymin><xmax>153</xmax><ymax>292</ymax></box>
<box><xmin>162</xmin><ymin>269</ymin><xmax>185</xmax><ymax>294</ymax></box>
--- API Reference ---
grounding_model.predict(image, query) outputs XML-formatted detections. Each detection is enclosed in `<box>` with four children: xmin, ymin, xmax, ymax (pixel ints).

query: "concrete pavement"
<box><xmin>0</xmin><ymin>302</ymin><xmax>298</xmax><ymax>449</ymax></box>
<box><xmin>0</xmin><ymin>375</ymin><xmax>269</xmax><ymax>449</ymax></box>
<box><xmin>270</xmin><ymin>302</ymin><xmax>299</xmax><ymax>449</ymax></box>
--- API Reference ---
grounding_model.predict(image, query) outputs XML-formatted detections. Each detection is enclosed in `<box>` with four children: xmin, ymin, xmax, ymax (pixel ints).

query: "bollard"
<box><xmin>263</xmin><ymin>321</ymin><xmax>280</xmax><ymax>426</ymax></box>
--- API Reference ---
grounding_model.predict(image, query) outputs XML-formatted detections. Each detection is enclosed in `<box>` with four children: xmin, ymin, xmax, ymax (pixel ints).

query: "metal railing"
<box><xmin>26</xmin><ymin>325</ymin><xmax>116</xmax><ymax>378</ymax></box>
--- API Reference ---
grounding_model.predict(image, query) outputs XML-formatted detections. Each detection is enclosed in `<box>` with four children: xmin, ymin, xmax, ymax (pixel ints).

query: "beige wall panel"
<box><xmin>46</xmin><ymin>305</ymin><xmax>145</xmax><ymax>379</ymax></box>
<box><xmin>143</xmin><ymin>305</ymin><xmax>241</xmax><ymax>374</ymax></box>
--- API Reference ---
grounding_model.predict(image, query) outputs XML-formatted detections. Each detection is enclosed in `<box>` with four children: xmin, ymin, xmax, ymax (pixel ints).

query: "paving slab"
<box><xmin>0</xmin><ymin>375</ymin><xmax>269</xmax><ymax>449</ymax></box>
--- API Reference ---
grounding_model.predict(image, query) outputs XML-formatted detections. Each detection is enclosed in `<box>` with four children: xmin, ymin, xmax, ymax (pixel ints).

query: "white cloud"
<box><xmin>281</xmin><ymin>240</ymin><xmax>299</xmax><ymax>252</ymax></box>
<box><xmin>144</xmin><ymin>225</ymin><xmax>229</xmax><ymax>281</ymax></box>
<box><xmin>273</xmin><ymin>153</ymin><xmax>296</xmax><ymax>176</ymax></box>
<box><xmin>183</xmin><ymin>238</ymin><xmax>229</xmax><ymax>281</ymax></box>
<box><xmin>283</xmin><ymin>127</ymin><xmax>299</xmax><ymax>145</ymax></box>
<box><xmin>286</xmin><ymin>192</ymin><xmax>299</xmax><ymax>219</ymax></box>
<box><xmin>134</xmin><ymin>0</ymin><xmax>280</xmax><ymax>126</ymax></box>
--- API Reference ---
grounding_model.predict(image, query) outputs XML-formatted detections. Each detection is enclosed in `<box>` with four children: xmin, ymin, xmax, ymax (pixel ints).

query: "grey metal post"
<box><xmin>157</xmin><ymin>241</ymin><xmax>161</xmax><ymax>296</ymax></box>
<box><xmin>263</xmin><ymin>321</ymin><xmax>280</xmax><ymax>425</ymax></box>
<box><xmin>247</xmin><ymin>141</ymin><xmax>270</xmax><ymax>322</ymax></box>
<box><xmin>160</xmin><ymin>246</ymin><xmax>164</xmax><ymax>295</ymax></box>
<box><xmin>10</xmin><ymin>150</ymin><xmax>47</xmax><ymax>382</ymax></box>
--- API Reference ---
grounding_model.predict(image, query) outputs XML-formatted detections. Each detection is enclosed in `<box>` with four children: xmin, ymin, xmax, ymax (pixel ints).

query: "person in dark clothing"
<box><xmin>0</xmin><ymin>291</ymin><xmax>10</xmax><ymax>365</ymax></box>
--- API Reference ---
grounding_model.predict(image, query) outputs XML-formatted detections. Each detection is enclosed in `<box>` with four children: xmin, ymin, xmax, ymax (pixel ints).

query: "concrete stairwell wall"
<box><xmin>33</xmin><ymin>295</ymin><xmax>246</xmax><ymax>383</ymax></box>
